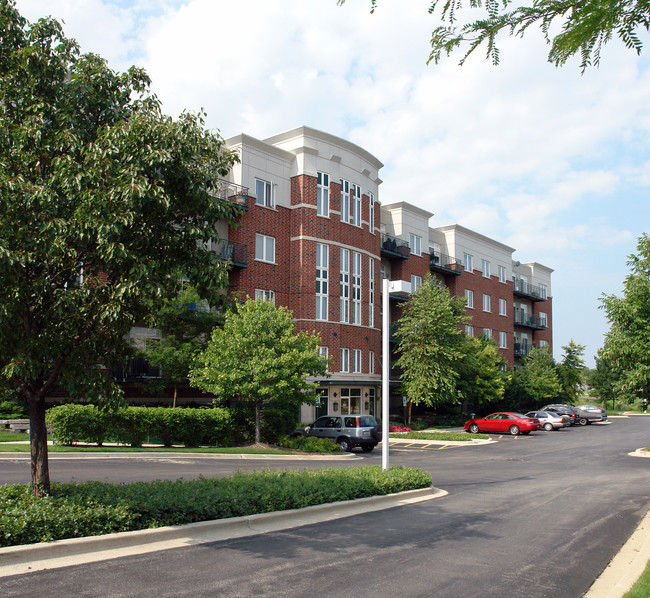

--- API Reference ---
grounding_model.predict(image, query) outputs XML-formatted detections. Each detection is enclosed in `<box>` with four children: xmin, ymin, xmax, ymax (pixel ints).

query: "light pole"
<box><xmin>382</xmin><ymin>278</ymin><xmax>411</xmax><ymax>470</ymax></box>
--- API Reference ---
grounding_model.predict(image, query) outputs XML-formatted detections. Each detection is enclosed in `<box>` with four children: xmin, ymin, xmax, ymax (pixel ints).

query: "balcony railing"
<box><xmin>513</xmin><ymin>280</ymin><xmax>547</xmax><ymax>301</ymax></box>
<box><xmin>209</xmin><ymin>239</ymin><xmax>247</xmax><ymax>268</ymax></box>
<box><xmin>380</xmin><ymin>233</ymin><xmax>410</xmax><ymax>259</ymax></box>
<box><xmin>112</xmin><ymin>358</ymin><xmax>162</xmax><ymax>381</ymax></box>
<box><xmin>514</xmin><ymin>342</ymin><xmax>530</xmax><ymax>358</ymax></box>
<box><xmin>513</xmin><ymin>310</ymin><xmax>547</xmax><ymax>330</ymax></box>
<box><xmin>429</xmin><ymin>251</ymin><xmax>462</xmax><ymax>276</ymax></box>
<box><xmin>209</xmin><ymin>180</ymin><xmax>249</xmax><ymax>210</ymax></box>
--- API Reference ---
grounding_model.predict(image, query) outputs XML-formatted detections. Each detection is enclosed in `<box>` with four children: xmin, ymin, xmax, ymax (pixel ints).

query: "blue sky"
<box><xmin>15</xmin><ymin>0</ymin><xmax>650</xmax><ymax>366</ymax></box>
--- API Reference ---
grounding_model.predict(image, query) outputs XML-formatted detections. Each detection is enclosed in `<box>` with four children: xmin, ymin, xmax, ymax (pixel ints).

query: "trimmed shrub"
<box><xmin>0</xmin><ymin>466</ymin><xmax>432</xmax><ymax>547</ymax></box>
<box><xmin>276</xmin><ymin>435</ymin><xmax>341</xmax><ymax>453</ymax></box>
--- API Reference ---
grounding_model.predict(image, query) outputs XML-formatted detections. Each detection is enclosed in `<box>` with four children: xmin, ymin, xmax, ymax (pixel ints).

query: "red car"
<box><xmin>465</xmin><ymin>412</ymin><xmax>541</xmax><ymax>436</ymax></box>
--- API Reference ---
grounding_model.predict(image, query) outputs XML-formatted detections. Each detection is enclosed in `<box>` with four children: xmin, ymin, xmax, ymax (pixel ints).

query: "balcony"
<box><xmin>514</xmin><ymin>310</ymin><xmax>547</xmax><ymax>330</ymax></box>
<box><xmin>429</xmin><ymin>251</ymin><xmax>462</xmax><ymax>276</ymax></box>
<box><xmin>514</xmin><ymin>342</ymin><xmax>530</xmax><ymax>358</ymax></box>
<box><xmin>210</xmin><ymin>239</ymin><xmax>247</xmax><ymax>268</ymax></box>
<box><xmin>112</xmin><ymin>358</ymin><xmax>161</xmax><ymax>382</ymax></box>
<box><xmin>209</xmin><ymin>180</ymin><xmax>249</xmax><ymax>210</ymax></box>
<box><xmin>380</xmin><ymin>233</ymin><xmax>410</xmax><ymax>259</ymax></box>
<box><xmin>513</xmin><ymin>280</ymin><xmax>547</xmax><ymax>301</ymax></box>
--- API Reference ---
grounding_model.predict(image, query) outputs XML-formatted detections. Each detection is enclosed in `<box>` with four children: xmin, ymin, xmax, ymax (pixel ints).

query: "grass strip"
<box><xmin>0</xmin><ymin>432</ymin><xmax>29</xmax><ymax>443</ymax></box>
<box><xmin>0</xmin><ymin>465</ymin><xmax>431</xmax><ymax>547</ymax></box>
<box><xmin>390</xmin><ymin>431</ymin><xmax>489</xmax><ymax>441</ymax></box>
<box><xmin>623</xmin><ymin>559</ymin><xmax>650</xmax><ymax>598</ymax></box>
<box><xmin>0</xmin><ymin>444</ymin><xmax>295</xmax><ymax>454</ymax></box>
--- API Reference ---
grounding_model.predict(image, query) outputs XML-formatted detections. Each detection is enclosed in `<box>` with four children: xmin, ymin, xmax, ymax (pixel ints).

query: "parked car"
<box><xmin>464</xmin><ymin>412</ymin><xmax>541</xmax><ymax>436</ymax></box>
<box><xmin>525</xmin><ymin>410</ymin><xmax>568</xmax><ymax>431</ymax></box>
<box><xmin>292</xmin><ymin>415</ymin><xmax>381</xmax><ymax>452</ymax></box>
<box><xmin>540</xmin><ymin>404</ymin><xmax>578</xmax><ymax>425</ymax></box>
<box><xmin>574</xmin><ymin>405</ymin><xmax>608</xmax><ymax>425</ymax></box>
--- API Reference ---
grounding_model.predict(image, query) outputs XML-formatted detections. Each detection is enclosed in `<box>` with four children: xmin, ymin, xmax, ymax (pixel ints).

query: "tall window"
<box><xmin>340</xmin><ymin>348</ymin><xmax>350</xmax><ymax>373</ymax></box>
<box><xmin>464</xmin><ymin>253</ymin><xmax>474</xmax><ymax>272</ymax></box>
<box><xmin>340</xmin><ymin>248</ymin><xmax>350</xmax><ymax>323</ymax></box>
<box><xmin>540</xmin><ymin>312</ymin><xmax>548</xmax><ymax>327</ymax></box>
<box><xmin>352</xmin><ymin>251</ymin><xmax>362</xmax><ymax>325</ymax></box>
<box><xmin>352</xmin><ymin>349</ymin><xmax>362</xmax><ymax>373</ymax></box>
<box><xmin>498</xmin><ymin>265</ymin><xmax>507</xmax><ymax>283</ymax></box>
<box><xmin>482</xmin><ymin>259</ymin><xmax>491</xmax><ymax>278</ymax></box>
<box><xmin>410</xmin><ymin>233</ymin><xmax>422</xmax><ymax>256</ymax></box>
<box><xmin>255</xmin><ymin>179</ymin><xmax>273</xmax><ymax>208</ymax></box>
<box><xmin>499</xmin><ymin>298</ymin><xmax>507</xmax><ymax>316</ymax></box>
<box><xmin>368</xmin><ymin>258</ymin><xmax>375</xmax><ymax>328</ymax></box>
<box><xmin>539</xmin><ymin>284</ymin><xmax>548</xmax><ymax>299</ymax></box>
<box><xmin>352</xmin><ymin>184</ymin><xmax>361</xmax><ymax>226</ymax></box>
<box><xmin>255</xmin><ymin>234</ymin><xmax>275</xmax><ymax>263</ymax></box>
<box><xmin>369</xmin><ymin>350</ymin><xmax>375</xmax><ymax>374</ymax></box>
<box><xmin>340</xmin><ymin>179</ymin><xmax>350</xmax><ymax>223</ymax></box>
<box><xmin>318</xmin><ymin>346</ymin><xmax>329</xmax><ymax>371</ymax></box>
<box><xmin>411</xmin><ymin>275</ymin><xmax>422</xmax><ymax>293</ymax></box>
<box><xmin>254</xmin><ymin>289</ymin><xmax>275</xmax><ymax>303</ymax></box>
<box><xmin>465</xmin><ymin>289</ymin><xmax>474</xmax><ymax>309</ymax></box>
<box><xmin>483</xmin><ymin>328</ymin><xmax>492</xmax><ymax>339</ymax></box>
<box><xmin>482</xmin><ymin>294</ymin><xmax>491</xmax><ymax>312</ymax></box>
<box><xmin>368</xmin><ymin>191</ymin><xmax>375</xmax><ymax>233</ymax></box>
<box><xmin>465</xmin><ymin>325</ymin><xmax>474</xmax><ymax>336</ymax></box>
<box><xmin>317</xmin><ymin>172</ymin><xmax>329</xmax><ymax>217</ymax></box>
<box><xmin>499</xmin><ymin>331</ymin><xmax>508</xmax><ymax>349</ymax></box>
<box><xmin>316</xmin><ymin>243</ymin><xmax>328</xmax><ymax>321</ymax></box>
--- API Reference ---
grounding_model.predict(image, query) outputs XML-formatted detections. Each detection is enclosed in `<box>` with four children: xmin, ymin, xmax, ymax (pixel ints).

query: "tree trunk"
<box><xmin>172</xmin><ymin>383</ymin><xmax>178</xmax><ymax>408</ymax></box>
<box><xmin>405</xmin><ymin>401</ymin><xmax>412</xmax><ymax>426</ymax></box>
<box><xmin>28</xmin><ymin>396</ymin><xmax>50</xmax><ymax>497</ymax></box>
<box><xmin>254</xmin><ymin>399</ymin><xmax>261</xmax><ymax>444</ymax></box>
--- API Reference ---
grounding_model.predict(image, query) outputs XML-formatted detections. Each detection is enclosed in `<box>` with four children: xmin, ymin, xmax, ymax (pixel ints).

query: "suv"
<box><xmin>293</xmin><ymin>415</ymin><xmax>381</xmax><ymax>452</ymax></box>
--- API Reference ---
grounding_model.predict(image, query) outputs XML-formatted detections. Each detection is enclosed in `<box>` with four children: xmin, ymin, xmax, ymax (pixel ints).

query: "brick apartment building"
<box><xmin>211</xmin><ymin>126</ymin><xmax>554</xmax><ymax>422</ymax></box>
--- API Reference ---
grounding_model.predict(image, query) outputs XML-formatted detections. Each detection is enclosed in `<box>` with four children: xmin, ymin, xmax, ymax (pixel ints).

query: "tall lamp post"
<box><xmin>382</xmin><ymin>278</ymin><xmax>411</xmax><ymax>470</ymax></box>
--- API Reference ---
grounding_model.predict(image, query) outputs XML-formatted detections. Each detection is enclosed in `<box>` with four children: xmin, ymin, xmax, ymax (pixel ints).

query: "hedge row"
<box><xmin>45</xmin><ymin>404</ymin><xmax>234</xmax><ymax>447</ymax></box>
<box><xmin>0</xmin><ymin>466</ymin><xmax>432</xmax><ymax>547</ymax></box>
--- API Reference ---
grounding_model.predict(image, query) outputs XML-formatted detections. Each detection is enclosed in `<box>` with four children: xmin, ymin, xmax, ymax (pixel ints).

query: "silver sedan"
<box><xmin>525</xmin><ymin>410</ymin><xmax>568</xmax><ymax>431</ymax></box>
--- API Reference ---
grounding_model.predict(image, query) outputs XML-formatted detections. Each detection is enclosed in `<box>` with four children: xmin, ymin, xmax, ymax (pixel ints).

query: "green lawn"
<box><xmin>623</xmin><ymin>559</ymin><xmax>650</xmax><ymax>598</ymax></box>
<box><xmin>0</xmin><ymin>431</ymin><xmax>28</xmax><ymax>443</ymax></box>
<box><xmin>390</xmin><ymin>431</ymin><xmax>489</xmax><ymax>441</ymax></box>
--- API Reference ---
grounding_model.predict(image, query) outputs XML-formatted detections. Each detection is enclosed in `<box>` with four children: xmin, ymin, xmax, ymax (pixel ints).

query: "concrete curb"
<box><xmin>583</xmin><ymin>505</ymin><xmax>650</xmax><ymax>598</ymax></box>
<box><xmin>629</xmin><ymin>447</ymin><xmax>650</xmax><ymax>458</ymax></box>
<box><xmin>0</xmin><ymin>486</ymin><xmax>447</xmax><ymax>577</ymax></box>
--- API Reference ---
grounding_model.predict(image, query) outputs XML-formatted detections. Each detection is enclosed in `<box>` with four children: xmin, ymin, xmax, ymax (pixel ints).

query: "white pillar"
<box><xmin>382</xmin><ymin>278</ymin><xmax>390</xmax><ymax>470</ymax></box>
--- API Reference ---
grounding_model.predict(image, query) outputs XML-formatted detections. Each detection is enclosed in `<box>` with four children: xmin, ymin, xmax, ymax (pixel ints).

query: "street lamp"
<box><xmin>382</xmin><ymin>278</ymin><xmax>411</xmax><ymax>470</ymax></box>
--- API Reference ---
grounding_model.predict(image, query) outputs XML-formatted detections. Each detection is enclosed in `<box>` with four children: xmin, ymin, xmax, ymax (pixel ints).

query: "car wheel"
<box><xmin>469</xmin><ymin>423</ymin><xmax>480</xmax><ymax>434</ymax></box>
<box><xmin>338</xmin><ymin>438</ymin><xmax>352</xmax><ymax>452</ymax></box>
<box><xmin>544</xmin><ymin>423</ymin><xmax>553</xmax><ymax>431</ymax></box>
<box><xmin>509</xmin><ymin>425</ymin><xmax>520</xmax><ymax>436</ymax></box>
<box><xmin>578</xmin><ymin>418</ymin><xmax>588</xmax><ymax>426</ymax></box>
<box><xmin>361</xmin><ymin>445</ymin><xmax>374</xmax><ymax>452</ymax></box>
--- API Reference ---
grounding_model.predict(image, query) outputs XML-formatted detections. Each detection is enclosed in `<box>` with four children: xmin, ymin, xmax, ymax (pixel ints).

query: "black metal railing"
<box><xmin>429</xmin><ymin>251</ymin><xmax>462</xmax><ymax>275</ymax></box>
<box><xmin>380</xmin><ymin>233</ymin><xmax>410</xmax><ymax>259</ymax></box>
<box><xmin>210</xmin><ymin>239</ymin><xmax>247</xmax><ymax>268</ymax></box>
<box><xmin>112</xmin><ymin>358</ymin><xmax>162</xmax><ymax>381</ymax></box>
<box><xmin>514</xmin><ymin>342</ymin><xmax>530</xmax><ymax>358</ymax></box>
<box><xmin>513</xmin><ymin>279</ymin><xmax>547</xmax><ymax>301</ymax></box>
<box><xmin>209</xmin><ymin>180</ymin><xmax>249</xmax><ymax>210</ymax></box>
<box><xmin>513</xmin><ymin>310</ymin><xmax>547</xmax><ymax>330</ymax></box>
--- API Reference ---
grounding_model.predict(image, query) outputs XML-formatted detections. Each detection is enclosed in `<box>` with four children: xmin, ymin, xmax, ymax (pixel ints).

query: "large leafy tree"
<box><xmin>600</xmin><ymin>233</ymin><xmax>650</xmax><ymax>406</ymax></box>
<box><xmin>140</xmin><ymin>286</ymin><xmax>226</xmax><ymax>407</ymax></box>
<box><xmin>521</xmin><ymin>346</ymin><xmax>562</xmax><ymax>404</ymax></box>
<box><xmin>395</xmin><ymin>275</ymin><xmax>469</xmax><ymax>422</ymax></box>
<box><xmin>456</xmin><ymin>335</ymin><xmax>508</xmax><ymax>411</ymax></box>
<box><xmin>0</xmin><ymin>2</ymin><xmax>241</xmax><ymax>495</ymax></box>
<box><xmin>189</xmin><ymin>298</ymin><xmax>329</xmax><ymax>444</ymax></box>
<box><xmin>556</xmin><ymin>339</ymin><xmax>586</xmax><ymax>403</ymax></box>
<box><xmin>340</xmin><ymin>0</ymin><xmax>650</xmax><ymax>69</ymax></box>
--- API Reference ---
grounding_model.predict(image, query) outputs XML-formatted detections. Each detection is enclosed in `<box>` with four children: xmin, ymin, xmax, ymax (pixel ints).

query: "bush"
<box><xmin>276</xmin><ymin>435</ymin><xmax>341</xmax><ymax>453</ymax></box>
<box><xmin>0</xmin><ymin>466</ymin><xmax>432</xmax><ymax>547</ymax></box>
<box><xmin>46</xmin><ymin>405</ymin><xmax>234</xmax><ymax>447</ymax></box>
